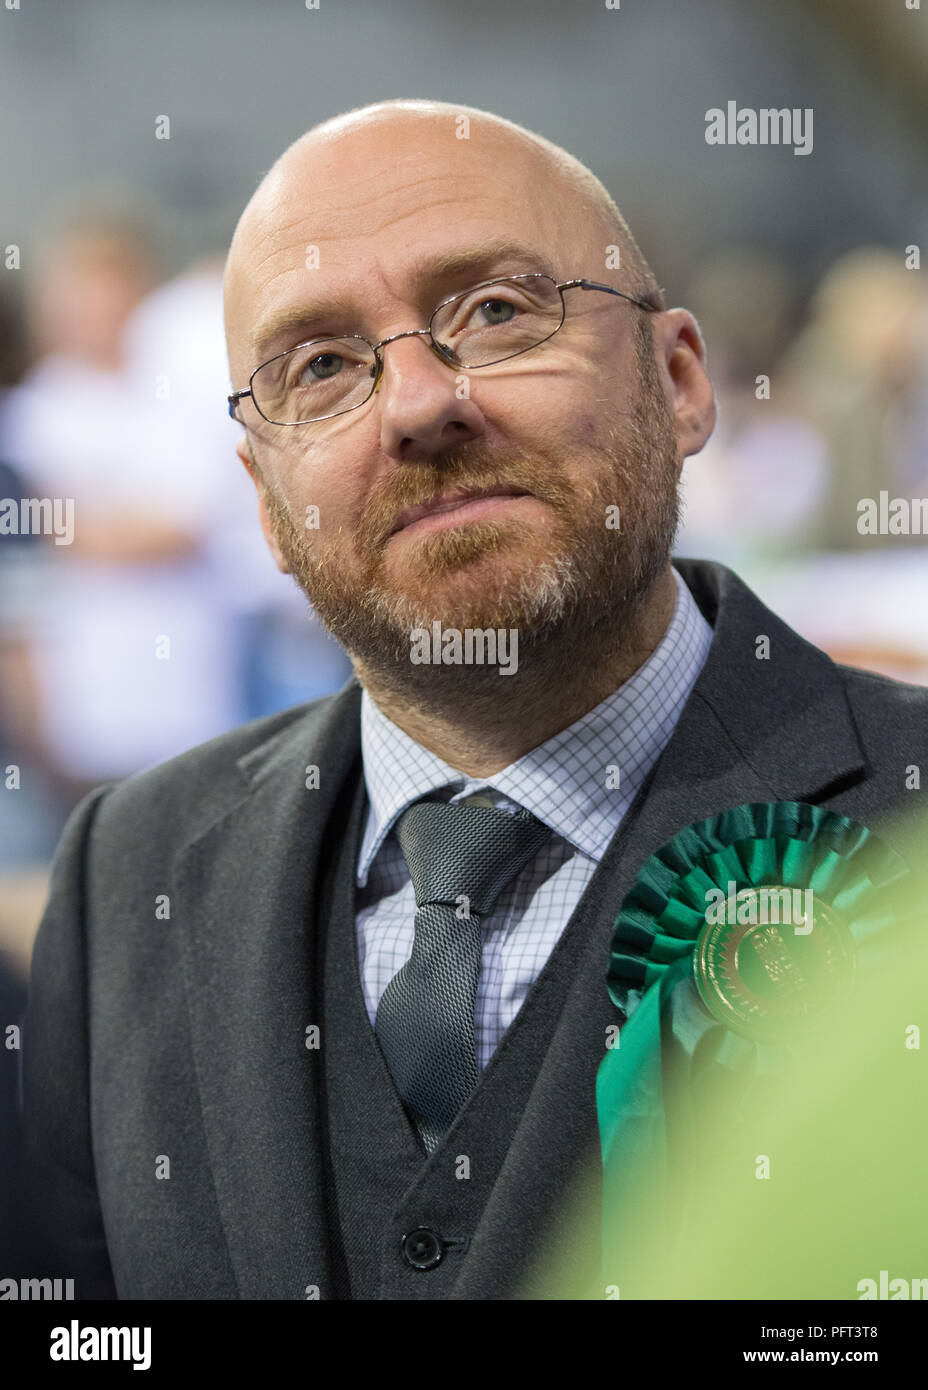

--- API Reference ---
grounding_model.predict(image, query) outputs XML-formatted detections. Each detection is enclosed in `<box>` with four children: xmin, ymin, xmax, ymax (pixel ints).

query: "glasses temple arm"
<box><xmin>559</xmin><ymin>278</ymin><xmax>661</xmax><ymax>311</ymax></box>
<box><xmin>228</xmin><ymin>388</ymin><xmax>252</xmax><ymax>419</ymax></box>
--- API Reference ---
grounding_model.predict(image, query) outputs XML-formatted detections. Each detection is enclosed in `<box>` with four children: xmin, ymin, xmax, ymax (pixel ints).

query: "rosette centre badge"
<box><xmin>693</xmin><ymin>882</ymin><xmax>857</xmax><ymax>1041</ymax></box>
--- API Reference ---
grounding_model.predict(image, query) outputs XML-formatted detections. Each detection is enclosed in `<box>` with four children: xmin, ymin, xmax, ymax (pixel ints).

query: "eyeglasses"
<box><xmin>227</xmin><ymin>272</ymin><xmax>659</xmax><ymax>427</ymax></box>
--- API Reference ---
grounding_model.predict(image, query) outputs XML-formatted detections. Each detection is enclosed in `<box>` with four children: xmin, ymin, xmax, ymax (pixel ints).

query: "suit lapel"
<box><xmin>671</xmin><ymin>558</ymin><xmax>868</xmax><ymax>806</ymax></box>
<box><xmin>174</xmin><ymin>679</ymin><xmax>362</xmax><ymax>1299</ymax></box>
<box><xmin>454</xmin><ymin>558</ymin><xmax>870</xmax><ymax>1297</ymax></box>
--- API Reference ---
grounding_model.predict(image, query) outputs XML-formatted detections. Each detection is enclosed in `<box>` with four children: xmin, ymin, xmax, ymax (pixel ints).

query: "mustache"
<box><xmin>355</xmin><ymin>448</ymin><xmax>576</xmax><ymax>552</ymax></box>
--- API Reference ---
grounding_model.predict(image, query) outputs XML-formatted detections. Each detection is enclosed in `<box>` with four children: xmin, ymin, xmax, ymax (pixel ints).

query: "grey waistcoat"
<box><xmin>318</xmin><ymin>758</ymin><xmax>637</xmax><ymax>1299</ymax></box>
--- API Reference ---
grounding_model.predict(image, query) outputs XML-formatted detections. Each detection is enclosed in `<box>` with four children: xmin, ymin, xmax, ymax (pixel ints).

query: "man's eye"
<box><xmin>302</xmin><ymin>352</ymin><xmax>343</xmax><ymax>381</ymax></box>
<box><xmin>471</xmin><ymin>297</ymin><xmax>516</xmax><ymax>327</ymax></box>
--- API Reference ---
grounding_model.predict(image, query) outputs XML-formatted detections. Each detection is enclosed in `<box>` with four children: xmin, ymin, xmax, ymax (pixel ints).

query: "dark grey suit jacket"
<box><xmin>18</xmin><ymin>559</ymin><xmax>928</xmax><ymax>1298</ymax></box>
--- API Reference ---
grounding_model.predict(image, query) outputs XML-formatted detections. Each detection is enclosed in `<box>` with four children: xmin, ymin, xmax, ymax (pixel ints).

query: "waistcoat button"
<box><xmin>401</xmin><ymin>1228</ymin><xmax>444</xmax><ymax>1270</ymax></box>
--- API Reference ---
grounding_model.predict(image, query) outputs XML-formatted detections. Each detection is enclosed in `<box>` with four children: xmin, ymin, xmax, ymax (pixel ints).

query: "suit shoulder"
<box><xmin>88</xmin><ymin>687</ymin><xmax>353</xmax><ymax>851</ymax></box>
<box><xmin>838</xmin><ymin>661</ymin><xmax>928</xmax><ymax>754</ymax></box>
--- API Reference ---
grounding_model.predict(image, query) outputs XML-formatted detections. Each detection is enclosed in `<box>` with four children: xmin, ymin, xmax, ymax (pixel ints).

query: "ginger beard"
<box><xmin>254</xmin><ymin>323</ymin><xmax>681</xmax><ymax>697</ymax></box>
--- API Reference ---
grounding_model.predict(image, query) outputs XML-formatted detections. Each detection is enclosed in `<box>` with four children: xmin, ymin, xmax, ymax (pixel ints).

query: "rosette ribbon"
<box><xmin>596</xmin><ymin>800</ymin><xmax>915</xmax><ymax>1276</ymax></box>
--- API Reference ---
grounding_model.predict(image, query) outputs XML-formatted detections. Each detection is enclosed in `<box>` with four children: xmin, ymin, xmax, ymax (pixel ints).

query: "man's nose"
<box><xmin>374</xmin><ymin>334</ymin><xmax>486</xmax><ymax>462</ymax></box>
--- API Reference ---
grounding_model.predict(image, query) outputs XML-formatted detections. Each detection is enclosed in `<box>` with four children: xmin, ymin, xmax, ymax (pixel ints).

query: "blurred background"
<box><xmin>0</xmin><ymin>0</ymin><xmax>925</xmax><ymax>1045</ymax></box>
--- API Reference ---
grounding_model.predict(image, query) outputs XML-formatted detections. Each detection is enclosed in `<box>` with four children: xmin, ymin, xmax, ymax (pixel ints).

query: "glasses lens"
<box><xmin>430</xmin><ymin>276</ymin><xmax>564</xmax><ymax>367</ymax></box>
<box><xmin>252</xmin><ymin>337</ymin><xmax>377</xmax><ymax>424</ymax></box>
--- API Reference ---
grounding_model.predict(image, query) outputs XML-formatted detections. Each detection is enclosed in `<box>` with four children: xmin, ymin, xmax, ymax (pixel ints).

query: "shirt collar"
<box><xmin>357</xmin><ymin>565</ymin><xmax>713</xmax><ymax>885</ymax></box>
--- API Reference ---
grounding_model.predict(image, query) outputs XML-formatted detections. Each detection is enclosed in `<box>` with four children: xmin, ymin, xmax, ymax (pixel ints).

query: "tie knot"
<box><xmin>394</xmin><ymin>798</ymin><xmax>551</xmax><ymax>917</ymax></box>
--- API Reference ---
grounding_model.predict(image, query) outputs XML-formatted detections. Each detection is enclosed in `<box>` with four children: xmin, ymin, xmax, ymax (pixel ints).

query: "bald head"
<box><xmin>223</xmin><ymin>99</ymin><xmax>661</xmax><ymax>376</ymax></box>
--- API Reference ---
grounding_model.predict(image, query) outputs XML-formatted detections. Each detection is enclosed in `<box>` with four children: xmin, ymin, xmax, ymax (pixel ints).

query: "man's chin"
<box><xmin>377</xmin><ymin>533</ymin><xmax>564</xmax><ymax>632</ymax></box>
<box><xmin>380</xmin><ymin>516</ymin><xmax>523</xmax><ymax>583</ymax></box>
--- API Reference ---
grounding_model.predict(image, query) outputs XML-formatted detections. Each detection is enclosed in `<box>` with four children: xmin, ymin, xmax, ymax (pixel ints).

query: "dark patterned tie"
<box><xmin>374</xmin><ymin>797</ymin><xmax>551</xmax><ymax>1154</ymax></box>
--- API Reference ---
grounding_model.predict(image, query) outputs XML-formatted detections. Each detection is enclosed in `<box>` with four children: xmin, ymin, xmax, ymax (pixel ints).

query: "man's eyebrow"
<box><xmin>251</xmin><ymin>294</ymin><xmax>356</xmax><ymax>363</ymax></box>
<box><xmin>414</xmin><ymin>239</ymin><xmax>558</xmax><ymax>287</ymax></box>
<box><xmin>251</xmin><ymin>239</ymin><xmax>558</xmax><ymax>362</ymax></box>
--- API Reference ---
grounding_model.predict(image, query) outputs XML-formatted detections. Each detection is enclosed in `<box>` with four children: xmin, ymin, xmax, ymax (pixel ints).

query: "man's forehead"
<box><xmin>224</xmin><ymin>111</ymin><xmax>609</xmax><ymax>361</ymax></box>
<box><xmin>253</xmin><ymin>131</ymin><xmax>562</xmax><ymax>257</ymax></box>
<box><xmin>276</xmin><ymin>112</ymin><xmax>554</xmax><ymax>208</ymax></box>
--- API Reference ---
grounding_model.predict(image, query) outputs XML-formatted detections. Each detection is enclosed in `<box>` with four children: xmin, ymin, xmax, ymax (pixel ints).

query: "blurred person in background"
<box><xmin>0</xmin><ymin>287</ymin><xmax>66</xmax><ymax>867</ymax></box>
<box><xmin>675</xmin><ymin>245</ymin><xmax>928</xmax><ymax>683</ymax></box>
<box><xmin>674</xmin><ymin>246</ymin><xmax>832</xmax><ymax>564</ymax></box>
<box><xmin>675</xmin><ymin>247</ymin><xmax>928</xmax><ymax>556</ymax></box>
<box><xmin>1</xmin><ymin>216</ymin><xmax>261</xmax><ymax>809</ymax></box>
<box><xmin>0</xmin><ymin>289</ymin><xmax>43</xmax><ymax>1273</ymax></box>
<box><xmin>775</xmin><ymin>247</ymin><xmax>928</xmax><ymax>550</ymax></box>
<box><xmin>677</xmin><ymin>246</ymin><xmax>928</xmax><ymax>559</ymax></box>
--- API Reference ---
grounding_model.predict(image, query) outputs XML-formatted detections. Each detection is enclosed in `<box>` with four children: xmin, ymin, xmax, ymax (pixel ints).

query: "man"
<box><xmin>20</xmin><ymin>99</ymin><xmax>928</xmax><ymax>1300</ymax></box>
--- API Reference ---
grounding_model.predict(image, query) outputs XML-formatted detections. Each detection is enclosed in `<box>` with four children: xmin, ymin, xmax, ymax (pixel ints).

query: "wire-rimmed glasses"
<box><xmin>228</xmin><ymin>272</ymin><xmax>659</xmax><ymax>427</ymax></box>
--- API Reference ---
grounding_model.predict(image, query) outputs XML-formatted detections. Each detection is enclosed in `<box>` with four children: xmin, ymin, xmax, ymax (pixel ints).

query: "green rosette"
<box><xmin>596</xmin><ymin>800</ymin><xmax>915</xmax><ymax>1273</ymax></box>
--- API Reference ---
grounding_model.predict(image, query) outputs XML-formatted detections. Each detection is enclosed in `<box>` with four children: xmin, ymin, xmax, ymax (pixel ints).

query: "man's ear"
<box><xmin>653</xmin><ymin>308</ymin><xmax>717</xmax><ymax>464</ymax></box>
<box><xmin>236</xmin><ymin>437</ymin><xmax>292</xmax><ymax>574</ymax></box>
